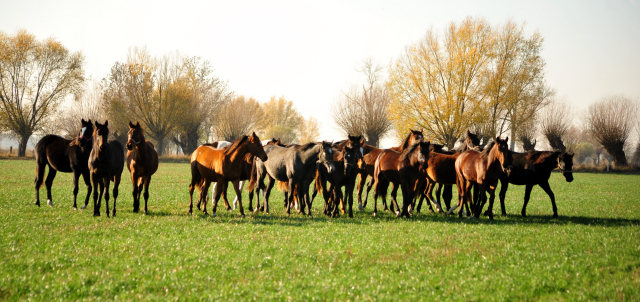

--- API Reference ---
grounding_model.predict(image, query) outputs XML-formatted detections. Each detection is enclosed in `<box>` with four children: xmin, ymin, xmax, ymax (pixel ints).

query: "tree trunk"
<box><xmin>156</xmin><ymin>137</ymin><xmax>166</xmax><ymax>156</ymax></box>
<box><xmin>603</xmin><ymin>141</ymin><xmax>628</xmax><ymax>166</ymax></box>
<box><xmin>545</xmin><ymin>134</ymin><xmax>566</xmax><ymax>152</ymax></box>
<box><xmin>367</xmin><ymin>133</ymin><xmax>380</xmax><ymax>148</ymax></box>
<box><xmin>18</xmin><ymin>132</ymin><xmax>32</xmax><ymax>157</ymax></box>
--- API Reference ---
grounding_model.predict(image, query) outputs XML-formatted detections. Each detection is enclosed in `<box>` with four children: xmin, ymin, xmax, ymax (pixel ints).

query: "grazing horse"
<box><xmin>248</xmin><ymin>142</ymin><xmax>334</xmax><ymax>217</ymax></box>
<box><xmin>357</xmin><ymin>129</ymin><xmax>424</xmax><ymax>211</ymax></box>
<box><xmin>450</xmin><ymin>137</ymin><xmax>512</xmax><ymax>220</ymax></box>
<box><xmin>314</xmin><ymin>145</ymin><xmax>359</xmax><ymax>217</ymax></box>
<box><xmin>189</xmin><ymin>133</ymin><xmax>268</xmax><ymax>218</ymax></box>
<box><xmin>372</xmin><ymin>141</ymin><xmax>432</xmax><ymax>217</ymax></box>
<box><xmin>88</xmin><ymin>121</ymin><xmax>125</xmax><ymax>217</ymax></box>
<box><xmin>488</xmin><ymin>151</ymin><xmax>574</xmax><ymax>218</ymax></box>
<box><xmin>34</xmin><ymin>119</ymin><xmax>94</xmax><ymax>208</ymax></box>
<box><xmin>126</xmin><ymin>122</ymin><xmax>159</xmax><ymax>214</ymax></box>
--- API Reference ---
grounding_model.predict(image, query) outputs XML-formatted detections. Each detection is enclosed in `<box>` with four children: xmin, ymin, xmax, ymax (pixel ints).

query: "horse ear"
<box><xmin>82</xmin><ymin>118</ymin><xmax>86</xmax><ymax>124</ymax></box>
<box><xmin>94</xmin><ymin>120</ymin><xmax>99</xmax><ymax>127</ymax></box>
<box><xmin>505</xmin><ymin>137</ymin><xmax>509</xmax><ymax>144</ymax></box>
<box><xmin>129</xmin><ymin>121</ymin><xmax>134</xmax><ymax>128</ymax></box>
<box><xmin>135</xmin><ymin>121</ymin><xmax>140</xmax><ymax>127</ymax></box>
<box><xmin>104</xmin><ymin>120</ymin><xmax>109</xmax><ymax>127</ymax></box>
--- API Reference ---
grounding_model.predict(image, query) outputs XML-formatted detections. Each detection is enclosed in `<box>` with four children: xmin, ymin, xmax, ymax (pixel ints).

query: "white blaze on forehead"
<box><xmin>80</xmin><ymin>127</ymin><xmax>87</xmax><ymax>136</ymax></box>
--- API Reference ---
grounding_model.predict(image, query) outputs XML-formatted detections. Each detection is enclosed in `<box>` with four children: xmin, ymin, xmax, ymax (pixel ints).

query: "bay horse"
<box><xmin>372</xmin><ymin>141</ymin><xmax>431</xmax><ymax>217</ymax></box>
<box><xmin>248</xmin><ymin>141</ymin><xmax>334</xmax><ymax>217</ymax></box>
<box><xmin>189</xmin><ymin>133</ymin><xmax>268</xmax><ymax>218</ymax></box>
<box><xmin>126</xmin><ymin>122</ymin><xmax>159</xmax><ymax>214</ymax></box>
<box><xmin>450</xmin><ymin>137</ymin><xmax>512</xmax><ymax>220</ymax></box>
<box><xmin>34</xmin><ymin>119</ymin><xmax>94</xmax><ymax>208</ymax></box>
<box><xmin>88</xmin><ymin>121</ymin><xmax>125</xmax><ymax>217</ymax></box>
<box><xmin>356</xmin><ymin>129</ymin><xmax>424</xmax><ymax>211</ymax></box>
<box><xmin>488</xmin><ymin>151</ymin><xmax>574</xmax><ymax>218</ymax></box>
<box><xmin>415</xmin><ymin>130</ymin><xmax>482</xmax><ymax>214</ymax></box>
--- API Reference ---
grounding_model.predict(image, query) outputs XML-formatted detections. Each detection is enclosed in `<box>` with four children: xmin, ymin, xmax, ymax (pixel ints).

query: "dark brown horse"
<box><xmin>88</xmin><ymin>121</ymin><xmax>125</xmax><ymax>217</ymax></box>
<box><xmin>126</xmin><ymin>122</ymin><xmax>159</xmax><ymax>214</ymax></box>
<box><xmin>313</xmin><ymin>144</ymin><xmax>359</xmax><ymax>217</ymax></box>
<box><xmin>34</xmin><ymin>119</ymin><xmax>94</xmax><ymax>208</ymax></box>
<box><xmin>451</xmin><ymin>137</ymin><xmax>512</xmax><ymax>220</ymax></box>
<box><xmin>488</xmin><ymin>151</ymin><xmax>574</xmax><ymax>218</ymax></box>
<box><xmin>357</xmin><ymin>129</ymin><xmax>424</xmax><ymax>211</ymax></box>
<box><xmin>189</xmin><ymin>133</ymin><xmax>268</xmax><ymax>218</ymax></box>
<box><xmin>372</xmin><ymin>141</ymin><xmax>431</xmax><ymax>217</ymax></box>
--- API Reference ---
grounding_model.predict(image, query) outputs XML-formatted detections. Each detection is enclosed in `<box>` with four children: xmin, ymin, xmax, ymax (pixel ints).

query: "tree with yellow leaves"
<box><xmin>260</xmin><ymin>96</ymin><xmax>303</xmax><ymax>144</ymax></box>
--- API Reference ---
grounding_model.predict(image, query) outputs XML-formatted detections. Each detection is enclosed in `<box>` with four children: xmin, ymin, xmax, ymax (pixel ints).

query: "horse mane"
<box><xmin>400</xmin><ymin>142</ymin><xmax>420</xmax><ymax>162</ymax></box>
<box><xmin>68</xmin><ymin>137</ymin><xmax>80</xmax><ymax>147</ymax></box>
<box><xmin>527</xmin><ymin>151</ymin><xmax>560</xmax><ymax>165</ymax></box>
<box><xmin>291</xmin><ymin>142</ymin><xmax>317</xmax><ymax>152</ymax></box>
<box><xmin>399</xmin><ymin>132</ymin><xmax>413</xmax><ymax>149</ymax></box>
<box><xmin>481</xmin><ymin>140</ymin><xmax>496</xmax><ymax>156</ymax></box>
<box><xmin>224</xmin><ymin>136</ymin><xmax>248</xmax><ymax>155</ymax></box>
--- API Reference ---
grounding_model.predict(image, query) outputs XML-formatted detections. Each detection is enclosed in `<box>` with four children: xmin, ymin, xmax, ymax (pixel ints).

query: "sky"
<box><xmin>1</xmin><ymin>0</ymin><xmax>639</xmax><ymax>148</ymax></box>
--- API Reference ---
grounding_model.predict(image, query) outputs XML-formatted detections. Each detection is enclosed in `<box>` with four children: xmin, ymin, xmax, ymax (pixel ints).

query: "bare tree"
<box><xmin>585</xmin><ymin>95</ymin><xmax>638</xmax><ymax>166</ymax></box>
<box><xmin>54</xmin><ymin>78</ymin><xmax>107</xmax><ymax>139</ymax></box>
<box><xmin>213</xmin><ymin>95</ymin><xmax>263</xmax><ymax>141</ymax></box>
<box><xmin>332</xmin><ymin>58</ymin><xmax>392</xmax><ymax>147</ymax></box>
<box><xmin>0</xmin><ymin>29</ymin><xmax>85</xmax><ymax>156</ymax></box>
<box><xmin>540</xmin><ymin>98</ymin><xmax>572</xmax><ymax>152</ymax></box>
<box><xmin>517</xmin><ymin>118</ymin><xmax>538</xmax><ymax>151</ymax></box>
<box><xmin>631</xmin><ymin>120</ymin><xmax>640</xmax><ymax>166</ymax></box>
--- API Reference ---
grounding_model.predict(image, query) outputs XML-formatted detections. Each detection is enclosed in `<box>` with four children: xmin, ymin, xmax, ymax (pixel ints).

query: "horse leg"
<box><xmin>143</xmin><ymin>176</ymin><xmax>151</xmax><ymax>215</ymax></box>
<box><xmin>364</xmin><ymin>176</ymin><xmax>374</xmax><ymax>210</ymax></box>
<box><xmin>34</xmin><ymin>160</ymin><xmax>46</xmax><ymax>206</ymax></box>
<box><xmin>103</xmin><ymin>176</ymin><xmax>111</xmax><ymax>218</ymax></box>
<box><xmin>72</xmin><ymin>170</ymin><xmax>80</xmax><ymax>209</ymax></box>
<box><xmin>132</xmin><ymin>174</ymin><xmax>140</xmax><ymax>213</ymax></box>
<box><xmin>539</xmin><ymin>182</ymin><xmax>558</xmax><ymax>218</ymax></box>
<box><xmin>474</xmin><ymin>186</ymin><xmax>487</xmax><ymax>218</ymax></box>
<box><xmin>486</xmin><ymin>188</ymin><xmax>496</xmax><ymax>220</ymax></box>
<box><xmin>356</xmin><ymin>173</ymin><xmax>367</xmax><ymax>211</ymax></box>
<box><xmin>91</xmin><ymin>174</ymin><xmax>100</xmax><ymax>216</ymax></box>
<box><xmin>286</xmin><ymin>179</ymin><xmax>296</xmax><ymax>216</ymax></box>
<box><xmin>447</xmin><ymin>177</ymin><xmax>463</xmax><ymax>216</ymax></box>
<box><xmin>521</xmin><ymin>184</ymin><xmax>534</xmax><ymax>218</ymax></box>
<box><xmin>81</xmin><ymin>171</ymin><xmax>92</xmax><ymax>210</ymax></box>
<box><xmin>498</xmin><ymin>179</ymin><xmax>509</xmax><ymax>217</ymax></box>
<box><xmin>188</xmin><ymin>179</ymin><xmax>196</xmax><ymax>214</ymax></box>
<box><xmin>423</xmin><ymin>181</ymin><xmax>436</xmax><ymax>213</ymax></box>
<box><xmin>232</xmin><ymin>180</ymin><xmax>244</xmax><ymax>210</ymax></box>
<box><xmin>443</xmin><ymin>184</ymin><xmax>453</xmax><ymax>211</ymax></box>
<box><xmin>300</xmin><ymin>182</ymin><xmax>312</xmax><ymax>218</ymax></box>
<box><xmin>390</xmin><ymin>183</ymin><xmax>401</xmax><ymax>216</ymax></box>
<box><xmin>44</xmin><ymin>168</ymin><xmax>57</xmax><ymax>207</ymax></box>
<box><xmin>221</xmin><ymin>182</ymin><xmax>233</xmax><ymax>211</ymax></box>
<box><xmin>200</xmin><ymin>181</ymin><xmax>212</xmax><ymax>215</ymax></box>
<box><xmin>263</xmin><ymin>177</ymin><xmax>275</xmax><ymax>214</ymax></box>
<box><xmin>211</xmin><ymin>181</ymin><xmax>223</xmax><ymax>217</ymax></box>
<box><xmin>112</xmin><ymin>174</ymin><xmax>121</xmax><ymax>217</ymax></box>
<box><xmin>231</xmin><ymin>180</ymin><xmax>245</xmax><ymax>218</ymax></box>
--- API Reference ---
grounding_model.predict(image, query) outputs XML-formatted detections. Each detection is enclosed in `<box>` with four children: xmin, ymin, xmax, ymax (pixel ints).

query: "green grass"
<box><xmin>0</xmin><ymin>159</ymin><xmax>639</xmax><ymax>301</ymax></box>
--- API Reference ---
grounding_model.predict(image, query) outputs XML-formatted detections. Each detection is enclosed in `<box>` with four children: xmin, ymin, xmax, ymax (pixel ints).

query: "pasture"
<box><xmin>0</xmin><ymin>159</ymin><xmax>639</xmax><ymax>301</ymax></box>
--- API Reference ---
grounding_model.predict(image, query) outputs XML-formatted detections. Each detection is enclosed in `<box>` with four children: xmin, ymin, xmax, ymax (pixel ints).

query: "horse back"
<box><xmin>362</xmin><ymin>147</ymin><xmax>383</xmax><ymax>176</ymax></box>
<box><xmin>108</xmin><ymin>140</ymin><xmax>126</xmax><ymax>179</ymax></box>
<box><xmin>376</xmin><ymin>149</ymin><xmax>402</xmax><ymax>183</ymax></box>
<box><xmin>36</xmin><ymin>135</ymin><xmax>74</xmax><ymax>173</ymax></box>
<box><xmin>427</xmin><ymin>152</ymin><xmax>459</xmax><ymax>184</ymax></box>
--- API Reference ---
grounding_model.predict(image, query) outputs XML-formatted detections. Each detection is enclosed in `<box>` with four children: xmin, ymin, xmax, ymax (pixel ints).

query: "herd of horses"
<box><xmin>33</xmin><ymin>119</ymin><xmax>575</xmax><ymax>220</ymax></box>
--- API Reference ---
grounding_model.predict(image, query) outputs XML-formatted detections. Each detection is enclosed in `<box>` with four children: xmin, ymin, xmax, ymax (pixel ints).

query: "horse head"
<box><xmin>126</xmin><ymin>121</ymin><xmax>144</xmax><ymax>151</ymax></box>
<box><xmin>410</xmin><ymin>129</ymin><xmax>424</xmax><ymax>144</ymax></box>
<box><xmin>558</xmin><ymin>152</ymin><xmax>574</xmax><ymax>182</ymax></box>
<box><xmin>347</xmin><ymin>134</ymin><xmax>364</xmax><ymax>160</ymax></box>
<box><xmin>492</xmin><ymin>136</ymin><xmax>512</xmax><ymax>175</ymax></box>
<box><xmin>78</xmin><ymin>118</ymin><xmax>94</xmax><ymax>148</ymax></box>
<box><xmin>429</xmin><ymin>143</ymin><xmax>445</xmax><ymax>153</ymax></box>
<box><xmin>248</xmin><ymin>132</ymin><xmax>268</xmax><ymax>161</ymax></box>
<box><xmin>93</xmin><ymin>120</ymin><xmax>110</xmax><ymax>150</ymax></box>
<box><xmin>417</xmin><ymin>141</ymin><xmax>431</xmax><ymax>166</ymax></box>
<box><xmin>466</xmin><ymin>130</ymin><xmax>481</xmax><ymax>149</ymax></box>
<box><xmin>319</xmin><ymin>141</ymin><xmax>335</xmax><ymax>174</ymax></box>
<box><xmin>342</xmin><ymin>145</ymin><xmax>357</xmax><ymax>176</ymax></box>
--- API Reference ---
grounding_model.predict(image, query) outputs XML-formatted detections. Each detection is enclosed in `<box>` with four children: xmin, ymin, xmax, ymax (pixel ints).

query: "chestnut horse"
<box><xmin>489</xmin><ymin>151</ymin><xmax>574</xmax><ymax>218</ymax></box>
<box><xmin>450</xmin><ymin>137</ymin><xmax>512</xmax><ymax>220</ymax></box>
<box><xmin>88</xmin><ymin>121</ymin><xmax>125</xmax><ymax>217</ymax></box>
<box><xmin>372</xmin><ymin>141</ymin><xmax>431</xmax><ymax>217</ymax></box>
<box><xmin>126</xmin><ymin>122</ymin><xmax>159</xmax><ymax>214</ymax></box>
<box><xmin>357</xmin><ymin>129</ymin><xmax>424</xmax><ymax>211</ymax></box>
<box><xmin>189</xmin><ymin>133</ymin><xmax>268</xmax><ymax>218</ymax></box>
<box><xmin>34</xmin><ymin>119</ymin><xmax>94</xmax><ymax>208</ymax></box>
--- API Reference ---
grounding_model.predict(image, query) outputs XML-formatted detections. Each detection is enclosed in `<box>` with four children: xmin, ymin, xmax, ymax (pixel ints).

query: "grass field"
<box><xmin>0</xmin><ymin>159</ymin><xmax>639</xmax><ymax>301</ymax></box>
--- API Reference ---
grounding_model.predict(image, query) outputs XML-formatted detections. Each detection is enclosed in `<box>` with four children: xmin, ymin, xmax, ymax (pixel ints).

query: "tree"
<box><xmin>0</xmin><ymin>29</ymin><xmax>85</xmax><ymax>156</ymax></box>
<box><xmin>260</xmin><ymin>96</ymin><xmax>302</xmax><ymax>144</ymax></box>
<box><xmin>387</xmin><ymin>17</ymin><xmax>493</xmax><ymax>149</ymax></box>
<box><xmin>54</xmin><ymin>78</ymin><xmax>107</xmax><ymax>139</ymax></box>
<box><xmin>332</xmin><ymin>58</ymin><xmax>392</xmax><ymax>147</ymax></box>
<box><xmin>539</xmin><ymin>98</ymin><xmax>572</xmax><ymax>152</ymax></box>
<box><xmin>298</xmin><ymin>116</ymin><xmax>320</xmax><ymax>144</ymax></box>
<box><xmin>584</xmin><ymin>95</ymin><xmax>638</xmax><ymax>166</ymax></box>
<box><xmin>213</xmin><ymin>95</ymin><xmax>263</xmax><ymax>141</ymax></box>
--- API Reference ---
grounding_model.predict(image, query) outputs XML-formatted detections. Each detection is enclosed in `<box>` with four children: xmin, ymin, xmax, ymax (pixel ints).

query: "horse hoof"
<box><xmin>240</xmin><ymin>214</ymin><xmax>245</xmax><ymax>219</ymax></box>
<box><xmin>211</xmin><ymin>212</ymin><xmax>217</xmax><ymax>218</ymax></box>
<box><xmin>47</xmin><ymin>199</ymin><xmax>54</xmax><ymax>207</ymax></box>
<box><xmin>372</xmin><ymin>212</ymin><xmax>377</xmax><ymax>217</ymax></box>
<box><xmin>358</xmin><ymin>205</ymin><xmax>364</xmax><ymax>212</ymax></box>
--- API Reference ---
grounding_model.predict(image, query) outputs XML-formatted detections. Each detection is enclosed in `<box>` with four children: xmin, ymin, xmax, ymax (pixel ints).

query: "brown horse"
<box><xmin>357</xmin><ymin>129</ymin><xmax>424</xmax><ymax>211</ymax></box>
<box><xmin>450</xmin><ymin>137</ymin><xmax>512</xmax><ymax>220</ymax></box>
<box><xmin>126</xmin><ymin>122</ymin><xmax>159</xmax><ymax>214</ymax></box>
<box><xmin>88</xmin><ymin>121</ymin><xmax>125</xmax><ymax>217</ymax></box>
<box><xmin>34</xmin><ymin>119</ymin><xmax>94</xmax><ymax>208</ymax></box>
<box><xmin>416</xmin><ymin>130</ymin><xmax>482</xmax><ymax>213</ymax></box>
<box><xmin>372</xmin><ymin>141</ymin><xmax>431</xmax><ymax>217</ymax></box>
<box><xmin>189</xmin><ymin>133</ymin><xmax>268</xmax><ymax>218</ymax></box>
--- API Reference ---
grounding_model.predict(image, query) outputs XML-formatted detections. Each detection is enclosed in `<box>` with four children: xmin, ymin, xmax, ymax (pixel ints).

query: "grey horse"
<box><xmin>248</xmin><ymin>141</ymin><xmax>335</xmax><ymax>217</ymax></box>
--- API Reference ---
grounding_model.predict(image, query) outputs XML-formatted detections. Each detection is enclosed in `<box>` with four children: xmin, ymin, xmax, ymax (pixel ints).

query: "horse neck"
<box><xmin>299</xmin><ymin>144</ymin><xmax>322</xmax><ymax>164</ymax></box>
<box><xmin>226</xmin><ymin>141</ymin><xmax>250</xmax><ymax>166</ymax></box>
<box><xmin>485</xmin><ymin>146</ymin><xmax>503</xmax><ymax>170</ymax></box>
<box><xmin>134</xmin><ymin>136</ymin><xmax>147</xmax><ymax>161</ymax></box>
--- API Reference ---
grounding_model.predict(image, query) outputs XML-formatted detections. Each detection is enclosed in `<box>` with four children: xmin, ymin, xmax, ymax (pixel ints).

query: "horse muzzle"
<box><xmin>564</xmin><ymin>173</ymin><xmax>574</xmax><ymax>182</ymax></box>
<box><xmin>503</xmin><ymin>164</ymin><xmax>513</xmax><ymax>176</ymax></box>
<box><xmin>324</xmin><ymin>161</ymin><xmax>335</xmax><ymax>174</ymax></box>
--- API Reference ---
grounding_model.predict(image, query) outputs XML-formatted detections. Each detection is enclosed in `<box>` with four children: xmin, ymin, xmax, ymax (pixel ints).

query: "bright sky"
<box><xmin>2</xmin><ymin>0</ymin><xmax>639</xmax><ymax>147</ymax></box>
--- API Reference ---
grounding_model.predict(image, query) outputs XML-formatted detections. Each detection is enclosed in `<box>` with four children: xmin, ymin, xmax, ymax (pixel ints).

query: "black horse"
<box><xmin>314</xmin><ymin>145</ymin><xmax>359</xmax><ymax>218</ymax></box>
<box><xmin>486</xmin><ymin>151</ymin><xmax>574</xmax><ymax>218</ymax></box>
<box><xmin>34</xmin><ymin>119</ymin><xmax>94</xmax><ymax>208</ymax></box>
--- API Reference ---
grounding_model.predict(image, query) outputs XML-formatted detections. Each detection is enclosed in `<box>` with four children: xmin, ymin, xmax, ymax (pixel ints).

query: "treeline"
<box><xmin>0</xmin><ymin>33</ymin><xmax>318</xmax><ymax>156</ymax></box>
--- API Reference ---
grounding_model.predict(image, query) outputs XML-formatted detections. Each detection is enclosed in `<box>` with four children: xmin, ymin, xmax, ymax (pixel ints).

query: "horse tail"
<box><xmin>373</xmin><ymin>152</ymin><xmax>388</xmax><ymax>200</ymax></box>
<box><xmin>277</xmin><ymin>180</ymin><xmax>289</xmax><ymax>192</ymax></box>
<box><xmin>246</xmin><ymin>160</ymin><xmax>258</xmax><ymax>192</ymax></box>
<box><xmin>34</xmin><ymin>137</ymin><xmax>50</xmax><ymax>189</ymax></box>
<box><xmin>189</xmin><ymin>152</ymin><xmax>203</xmax><ymax>192</ymax></box>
